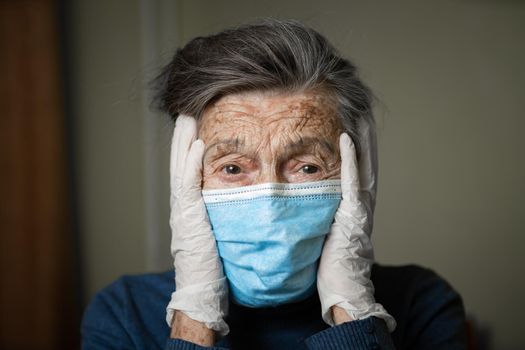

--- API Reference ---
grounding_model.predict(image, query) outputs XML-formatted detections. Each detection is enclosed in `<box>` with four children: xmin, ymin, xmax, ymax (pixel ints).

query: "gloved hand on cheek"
<box><xmin>166</xmin><ymin>116</ymin><xmax>229</xmax><ymax>336</ymax></box>
<box><xmin>317</xmin><ymin>121</ymin><xmax>396</xmax><ymax>332</ymax></box>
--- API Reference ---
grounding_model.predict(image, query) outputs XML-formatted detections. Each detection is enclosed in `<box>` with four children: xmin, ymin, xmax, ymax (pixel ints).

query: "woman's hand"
<box><xmin>167</xmin><ymin>116</ymin><xmax>229</xmax><ymax>343</ymax></box>
<box><xmin>316</xmin><ymin>123</ymin><xmax>396</xmax><ymax>332</ymax></box>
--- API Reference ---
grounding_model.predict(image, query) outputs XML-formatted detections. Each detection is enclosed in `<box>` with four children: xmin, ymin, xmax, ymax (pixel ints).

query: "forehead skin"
<box><xmin>198</xmin><ymin>89</ymin><xmax>342</xmax><ymax>188</ymax></box>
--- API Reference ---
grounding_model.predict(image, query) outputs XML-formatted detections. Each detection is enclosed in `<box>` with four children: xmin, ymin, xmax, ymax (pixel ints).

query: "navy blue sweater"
<box><xmin>82</xmin><ymin>264</ymin><xmax>468</xmax><ymax>349</ymax></box>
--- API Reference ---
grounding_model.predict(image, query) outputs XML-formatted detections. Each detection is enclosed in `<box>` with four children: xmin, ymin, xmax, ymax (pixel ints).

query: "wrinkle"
<box><xmin>199</xmin><ymin>90</ymin><xmax>343</xmax><ymax>189</ymax></box>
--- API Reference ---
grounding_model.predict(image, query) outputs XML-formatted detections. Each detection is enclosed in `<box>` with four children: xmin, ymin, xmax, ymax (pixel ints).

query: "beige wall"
<box><xmin>71</xmin><ymin>1</ymin><xmax>525</xmax><ymax>348</ymax></box>
<box><xmin>70</xmin><ymin>0</ymin><xmax>176</xmax><ymax>301</ymax></box>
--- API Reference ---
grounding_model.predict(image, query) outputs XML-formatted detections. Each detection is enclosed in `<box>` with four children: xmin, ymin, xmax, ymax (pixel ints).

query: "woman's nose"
<box><xmin>255</xmin><ymin>164</ymin><xmax>285</xmax><ymax>184</ymax></box>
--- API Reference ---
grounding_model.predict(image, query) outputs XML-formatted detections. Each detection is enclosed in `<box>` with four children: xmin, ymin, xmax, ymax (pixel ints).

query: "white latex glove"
<box><xmin>317</xmin><ymin>120</ymin><xmax>396</xmax><ymax>332</ymax></box>
<box><xmin>165</xmin><ymin>116</ymin><xmax>229</xmax><ymax>336</ymax></box>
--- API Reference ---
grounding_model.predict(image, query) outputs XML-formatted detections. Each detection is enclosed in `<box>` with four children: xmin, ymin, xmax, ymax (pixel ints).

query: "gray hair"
<box><xmin>152</xmin><ymin>18</ymin><xmax>375</xmax><ymax>157</ymax></box>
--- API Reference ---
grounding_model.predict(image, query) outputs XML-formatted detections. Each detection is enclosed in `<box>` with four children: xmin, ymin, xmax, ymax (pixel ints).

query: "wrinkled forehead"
<box><xmin>198</xmin><ymin>90</ymin><xmax>342</xmax><ymax>144</ymax></box>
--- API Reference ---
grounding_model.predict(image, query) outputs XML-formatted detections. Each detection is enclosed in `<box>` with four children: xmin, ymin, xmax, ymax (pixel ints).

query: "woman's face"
<box><xmin>198</xmin><ymin>90</ymin><xmax>342</xmax><ymax>189</ymax></box>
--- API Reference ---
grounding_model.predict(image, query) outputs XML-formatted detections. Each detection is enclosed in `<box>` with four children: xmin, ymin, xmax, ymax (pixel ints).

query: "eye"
<box><xmin>222</xmin><ymin>164</ymin><xmax>242</xmax><ymax>175</ymax></box>
<box><xmin>300</xmin><ymin>165</ymin><xmax>319</xmax><ymax>174</ymax></box>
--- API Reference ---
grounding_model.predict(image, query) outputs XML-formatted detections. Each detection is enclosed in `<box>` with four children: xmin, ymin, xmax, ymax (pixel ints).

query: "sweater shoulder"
<box><xmin>372</xmin><ymin>263</ymin><xmax>460</xmax><ymax>304</ymax></box>
<box><xmin>372</xmin><ymin>263</ymin><xmax>445</xmax><ymax>286</ymax></box>
<box><xmin>372</xmin><ymin>263</ymin><xmax>464</xmax><ymax>315</ymax></box>
<box><xmin>84</xmin><ymin>270</ymin><xmax>173</xmax><ymax>314</ymax></box>
<box><xmin>372</xmin><ymin>264</ymin><xmax>468</xmax><ymax>349</ymax></box>
<box><xmin>81</xmin><ymin>271</ymin><xmax>173</xmax><ymax>349</ymax></box>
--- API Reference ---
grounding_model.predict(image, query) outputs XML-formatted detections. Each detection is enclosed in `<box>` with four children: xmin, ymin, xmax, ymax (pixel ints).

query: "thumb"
<box><xmin>181</xmin><ymin>139</ymin><xmax>205</xmax><ymax>197</ymax></box>
<box><xmin>339</xmin><ymin>133</ymin><xmax>361</xmax><ymax>202</ymax></box>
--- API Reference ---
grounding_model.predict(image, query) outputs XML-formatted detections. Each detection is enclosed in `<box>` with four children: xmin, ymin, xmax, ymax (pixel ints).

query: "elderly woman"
<box><xmin>82</xmin><ymin>20</ymin><xmax>468</xmax><ymax>349</ymax></box>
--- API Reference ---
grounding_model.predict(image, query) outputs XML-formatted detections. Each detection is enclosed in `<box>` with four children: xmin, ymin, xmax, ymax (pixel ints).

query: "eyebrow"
<box><xmin>281</xmin><ymin>136</ymin><xmax>336</xmax><ymax>161</ymax></box>
<box><xmin>204</xmin><ymin>136</ymin><xmax>336</xmax><ymax>161</ymax></box>
<box><xmin>203</xmin><ymin>138</ymin><xmax>247</xmax><ymax>160</ymax></box>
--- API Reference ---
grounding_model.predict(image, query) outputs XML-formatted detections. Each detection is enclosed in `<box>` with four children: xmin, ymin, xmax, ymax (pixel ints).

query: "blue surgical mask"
<box><xmin>202</xmin><ymin>180</ymin><xmax>341</xmax><ymax>308</ymax></box>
